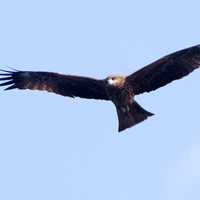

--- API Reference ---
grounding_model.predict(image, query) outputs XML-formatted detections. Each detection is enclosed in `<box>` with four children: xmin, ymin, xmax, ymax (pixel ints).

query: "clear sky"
<box><xmin>0</xmin><ymin>0</ymin><xmax>200</xmax><ymax>199</ymax></box>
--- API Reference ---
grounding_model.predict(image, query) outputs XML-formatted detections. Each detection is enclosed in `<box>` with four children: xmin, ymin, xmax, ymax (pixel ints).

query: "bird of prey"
<box><xmin>0</xmin><ymin>44</ymin><xmax>200</xmax><ymax>132</ymax></box>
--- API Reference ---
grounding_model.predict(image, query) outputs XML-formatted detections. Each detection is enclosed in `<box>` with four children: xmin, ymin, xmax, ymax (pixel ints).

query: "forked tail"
<box><xmin>116</xmin><ymin>101</ymin><xmax>154</xmax><ymax>132</ymax></box>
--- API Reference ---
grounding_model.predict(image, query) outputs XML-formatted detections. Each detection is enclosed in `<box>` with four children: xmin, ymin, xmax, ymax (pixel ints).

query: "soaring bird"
<box><xmin>0</xmin><ymin>45</ymin><xmax>200</xmax><ymax>132</ymax></box>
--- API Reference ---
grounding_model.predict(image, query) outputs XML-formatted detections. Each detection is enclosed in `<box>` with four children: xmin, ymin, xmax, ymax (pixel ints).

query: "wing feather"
<box><xmin>127</xmin><ymin>45</ymin><xmax>200</xmax><ymax>94</ymax></box>
<box><xmin>0</xmin><ymin>70</ymin><xmax>109</xmax><ymax>100</ymax></box>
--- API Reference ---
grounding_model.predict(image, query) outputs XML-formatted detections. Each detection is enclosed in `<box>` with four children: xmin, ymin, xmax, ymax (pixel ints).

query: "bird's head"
<box><xmin>105</xmin><ymin>75</ymin><xmax>125</xmax><ymax>88</ymax></box>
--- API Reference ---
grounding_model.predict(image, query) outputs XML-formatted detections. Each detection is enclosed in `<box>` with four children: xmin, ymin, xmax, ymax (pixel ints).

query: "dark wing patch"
<box><xmin>127</xmin><ymin>45</ymin><xmax>200</xmax><ymax>95</ymax></box>
<box><xmin>0</xmin><ymin>70</ymin><xmax>109</xmax><ymax>100</ymax></box>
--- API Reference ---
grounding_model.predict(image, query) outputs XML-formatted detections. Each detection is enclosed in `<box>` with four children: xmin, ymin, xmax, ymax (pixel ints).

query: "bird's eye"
<box><xmin>111</xmin><ymin>77</ymin><xmax>115</xmax><ymax>80</ymax></box>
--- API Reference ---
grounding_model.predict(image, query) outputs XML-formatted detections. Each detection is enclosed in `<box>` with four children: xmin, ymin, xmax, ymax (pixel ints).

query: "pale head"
<box><xmin>106</xmin><ymin>75</ymin><xmax>126</xmax><ymax>88</ymax></box>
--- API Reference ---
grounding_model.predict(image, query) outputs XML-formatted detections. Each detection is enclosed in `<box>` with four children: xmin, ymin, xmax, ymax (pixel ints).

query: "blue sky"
<box><xmin>0</xmin><ymin>0</ymin><xmax>200</xmax><ymax>199</ymax></box>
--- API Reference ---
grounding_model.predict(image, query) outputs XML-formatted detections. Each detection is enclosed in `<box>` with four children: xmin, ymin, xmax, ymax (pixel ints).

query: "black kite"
<box><xmin>0</xmin><ymin>45</ymin><xmax>200</xmax><ymax>132</ymax></box>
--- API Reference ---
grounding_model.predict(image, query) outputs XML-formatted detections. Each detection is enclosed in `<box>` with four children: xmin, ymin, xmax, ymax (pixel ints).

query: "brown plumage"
<box><xmin>0</xmin><ymin>44</ymin><xmax>200</xmax><ymax>132</ymax></box>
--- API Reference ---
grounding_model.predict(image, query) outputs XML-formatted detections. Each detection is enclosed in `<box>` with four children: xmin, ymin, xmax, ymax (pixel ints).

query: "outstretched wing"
<box><xmin>0</xmin><ymin>70</ymin><xmax>109</xmax><ymax>100</ymax></box>
<box><xmin>127</xmin><ymin>45</ymin><xmax>200</xmax><ymax>95</ymax></box>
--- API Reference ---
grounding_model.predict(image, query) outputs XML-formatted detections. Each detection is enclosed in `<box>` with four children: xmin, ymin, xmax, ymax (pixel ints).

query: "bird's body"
<box><xmin>104</xmin><ymin>75</ymin><xmax>154</xmax><ymax>131</ymax></box>
<box><xmin>1</xmin><ymin>44</ymin><xmax>200</xmax><ymax>132</ymax></box>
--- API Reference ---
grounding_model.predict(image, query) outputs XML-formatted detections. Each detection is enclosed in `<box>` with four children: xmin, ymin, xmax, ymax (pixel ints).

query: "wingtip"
<box><xmin>0</xmin><ymin>68</ymin><xmax>17</xmax><ymax>90</ymax></box>
<box><xmin>0</xmin><ymin>69</ymin><xmax>14</xmax><ymax>74</ymax></box>
<box><xmin>0</xmin><ymin>80</ymin><xmax>14</xmax><ymax>86</ymax></box>
<box><xmin>4</xmin><ymin>85</ymin><xmax>17</xmax><ymax>90</ymax></box>
<box><xmin>0</xmin><ymin>77</ymin><xmax>12</xmax><ymax>81</ymax></box>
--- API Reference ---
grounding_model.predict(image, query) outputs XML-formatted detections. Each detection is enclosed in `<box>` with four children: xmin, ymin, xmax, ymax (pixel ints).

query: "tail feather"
<box><xmin>116</xmin><ymin>101</ymin><xmax>154</xmax><ymax>132</ymax></box>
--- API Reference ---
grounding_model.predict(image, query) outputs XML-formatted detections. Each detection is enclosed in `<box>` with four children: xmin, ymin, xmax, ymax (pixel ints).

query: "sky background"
<box><xmin>0</xmin><ymin>0</ymin><xmax>200</xmax><ymax>199</ymax></box>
